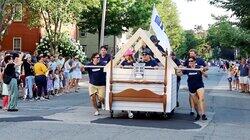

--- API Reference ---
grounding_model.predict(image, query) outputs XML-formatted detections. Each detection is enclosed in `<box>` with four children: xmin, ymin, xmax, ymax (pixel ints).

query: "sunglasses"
<box><xmin>189</xmin><ymin>60</ymin><xmax>194</xmax><ymax>62</ymax></box>
<box><xmin>95</xmin><ymin>57</ymin><xmax>100</xmax><ymax>59</ymax></box>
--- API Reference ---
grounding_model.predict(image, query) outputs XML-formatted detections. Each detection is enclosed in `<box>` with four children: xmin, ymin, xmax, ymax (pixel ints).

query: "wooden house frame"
<box><xmin>104</xmin><ymin>28</ymin><xmax>177</xmax><ymax>118</ymax></box>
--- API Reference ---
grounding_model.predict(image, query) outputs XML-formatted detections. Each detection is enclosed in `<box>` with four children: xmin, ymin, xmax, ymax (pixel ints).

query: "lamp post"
<box><xmin>100</xmin><ymin>0</ymin><xmax>107</xmax><ymax>48</ymax></box>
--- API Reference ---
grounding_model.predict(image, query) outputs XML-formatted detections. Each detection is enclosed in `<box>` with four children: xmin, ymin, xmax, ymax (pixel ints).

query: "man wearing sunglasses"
<box><xmin>83</xmin><ymin>53</ymin><xmax>106</xmax><ymax>116</ymax></box>
<box><xmin>140</xmin><ymin>50</ymin><xmax>158</xmax><ymax>67</ymax></box>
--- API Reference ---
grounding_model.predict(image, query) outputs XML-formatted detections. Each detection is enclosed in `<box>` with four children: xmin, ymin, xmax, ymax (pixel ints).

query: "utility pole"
<box><xmin>100</xmin><ymin>0</ymin><xmax>107</xmax><ymax>48</ymax></box>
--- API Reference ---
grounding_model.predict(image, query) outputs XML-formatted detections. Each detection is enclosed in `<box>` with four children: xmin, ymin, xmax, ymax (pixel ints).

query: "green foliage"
<box><xmin>207</xmin><ymin>17</ymin><xmax>250</xmax><ymax>58</ymax></box>
<box><xmin>156</xmin><ymin>0</ymin><xmax>183</xmax><ymax>48</ymax></box>
<box><xmin>26</xmin><ymin>0</ymin><xmax>99</xmax><ymax>54</ymax></box>
<box><xmin>0</xmin><ymin>0</ymin><xmax>23</xmax><ymax>40</ymax></box>
<box><xmin>78</xmin><ymin>0</ymin><xmax>157</xmax><ymax>38</ymax></box>
<box><xmin>210</xmin><ymin>0</ymin><xmax>250</xmax><ymax>30</ymax></box>
<box><xmin>36</xmin><ymin>34</ymin><xmax>87</xmax><ymax>62</ymax></box>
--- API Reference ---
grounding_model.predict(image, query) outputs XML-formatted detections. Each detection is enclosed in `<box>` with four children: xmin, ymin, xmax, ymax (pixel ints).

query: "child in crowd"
<box><xmin>59</xmin><ymin>68</ymin><xmax>65</xmax><ymax>93</ymax></box>
<box><xmin>47</xmin><ymin>70</ymin><xmax>54</xmax><ymax>96</ymax></box>
<box><xmin>54</xmin><ymin>68</ymin><xmax>60</xmax><ymax>95</ymax></box>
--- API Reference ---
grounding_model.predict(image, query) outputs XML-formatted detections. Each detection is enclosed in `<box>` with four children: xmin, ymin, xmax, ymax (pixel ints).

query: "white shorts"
<box><xmin>239</xmin><ymin>76</ymin><xmax>248</xmax><ymax>84</ymax></box>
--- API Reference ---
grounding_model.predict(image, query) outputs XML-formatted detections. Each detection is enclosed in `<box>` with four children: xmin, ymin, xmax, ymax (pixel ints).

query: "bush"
<box><xmin>36</xmin><ymin>34</ymin><xmax>87</xmax><ymax>63</ymax></box>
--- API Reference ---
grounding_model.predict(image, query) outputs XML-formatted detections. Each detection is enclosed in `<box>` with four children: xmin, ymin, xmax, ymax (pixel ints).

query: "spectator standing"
<box><xmin>239</xmin><ymin>58</ymin><xmax>249</xmax><ymax>93</ymax></box>
<box><xmin>21</xmin><ymin>54</ymin><xmax>35</xmax><ymax>100</ymax></box>
<box><xmin>34</xmin><ymin>55</ymin><xmax>49</xmax><ymax>100</ymax></box>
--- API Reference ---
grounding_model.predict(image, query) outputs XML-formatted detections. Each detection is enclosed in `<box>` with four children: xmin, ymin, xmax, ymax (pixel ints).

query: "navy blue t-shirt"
<box><xmin>183</xmin><ymin>66</ymin><xmax>204</xmax><ymax>90</ymax></box>
<box><xmin>239</xmin><ymin>64</ymin><xmax>249</xmax><ymax>76</ymax></box>
<box><xmin>140</xmin><ymin>59</ymin><xmax>158</xmax><ymax>67</ymax></box>
<box><xmin>100</xmin><ymin>54</ymin><xmax>111</xmax><ymax>65</ymax></box>
<box><xmin>184</xmin><ymin>57</ymin><xmax>206</xmax><ymax>67</ymax></box>
<box><xmin>85</xmin><ymin>62</ymin><xmax>106</xmax><ymax>86</ymax></box>
<box><xmin>121</xmin><ymin>60</ymin><xmax>134</xmax><ymax>66</ymax></box>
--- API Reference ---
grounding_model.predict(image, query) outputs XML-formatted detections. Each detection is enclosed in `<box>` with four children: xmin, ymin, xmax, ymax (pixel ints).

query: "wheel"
<box><xmin>128</xmin><ymin>111</ymin><xmax>134</xmax><ymax>119</ymax></box>
<box><xmin>145</xmin><ymin>112</ymin><xmax>151</xmax><ymax>118</ymax></box>
<box><xmin>110</xmin><ymin>110</ymin><xmax>114</xmax><ymax>118</ymax></box>
<box><xmin>162</xmin><ymin>112</ymin><xmax>169</xmax><ymax>120</ymax></box>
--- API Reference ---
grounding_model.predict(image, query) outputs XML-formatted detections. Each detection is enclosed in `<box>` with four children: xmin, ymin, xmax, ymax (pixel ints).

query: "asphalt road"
<box><xmin>0</xmin><ymin>67</ymin><xmax>250</xmax><ymax>140</ymax></box>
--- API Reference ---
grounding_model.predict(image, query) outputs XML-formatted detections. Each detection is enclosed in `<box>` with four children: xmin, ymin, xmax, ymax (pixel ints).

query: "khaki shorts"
<box><xmin>88</xmin><ymin>84</ymin><xmax>105</xmax><ymax>99</ymax></box>
<box><xmin>239</xmin><ymin>76</ymin><xmax>248</xmax><ymax>84</ymax></box>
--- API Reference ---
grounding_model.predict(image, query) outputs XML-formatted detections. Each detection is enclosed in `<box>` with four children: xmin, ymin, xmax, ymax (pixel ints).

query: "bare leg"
<box><xmin>91</xmin><ymin>94</ymin><xmax>98</xmax><ymax>111</ymax></box>
<box><xmin>196</xmin><ymin>88</ymin><xmax>206</xmax><ymax>115</ymax></box>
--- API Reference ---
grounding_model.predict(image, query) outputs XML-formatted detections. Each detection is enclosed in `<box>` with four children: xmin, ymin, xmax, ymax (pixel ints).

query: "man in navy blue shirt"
<box><xmin>239</xmin><ymin>58</ymin><xmax>249</xmax><ymax>93</ymax></box>
<box><xmin>100</xmin><ymin>45</ymin><xmax>111</xmax><ymax>65</ymax></box>
<box><xmin>140</xmin><ymin>50</ymin><xmax>158</xmax><ymax>67</ymax></box>
<box><xmin>84</xmin><ymin>53</ymin><xmax>106</xmax><ymax>116</ymax></box>
<box><xmin>184</xmin><ymin>49</ymin><xmax>208</xmax><ymax>116</ymax></box>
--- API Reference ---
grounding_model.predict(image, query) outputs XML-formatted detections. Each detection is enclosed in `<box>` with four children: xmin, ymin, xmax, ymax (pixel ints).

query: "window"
<box><xmin>13</xmin><ymin>37</ymin><xmax>21</xmax><ymax>51</ymax></box>
<box><xmin>14</xmin><ymin>3</ymin><xmax>22</xmax><ymax>21</ymax></box>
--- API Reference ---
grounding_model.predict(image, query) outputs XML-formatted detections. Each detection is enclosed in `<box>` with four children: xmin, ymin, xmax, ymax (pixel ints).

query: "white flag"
<box><xmin>150</xmin><ymin>6</ymin><xmax>172</xmax><ymax>54</ymax></box>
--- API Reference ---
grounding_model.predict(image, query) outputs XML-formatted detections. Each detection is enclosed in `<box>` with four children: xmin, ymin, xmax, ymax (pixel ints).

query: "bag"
<box><xmin>3</xmin><ymin>74</ymin><xmax>12</xmax><ymax>84</ymax></box>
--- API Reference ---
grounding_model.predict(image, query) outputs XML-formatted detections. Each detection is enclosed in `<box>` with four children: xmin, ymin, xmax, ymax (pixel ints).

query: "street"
<box><xmin>0</xmin><ymin>67</ymin><xmax>250</xmax><ymax>140</ymax></box>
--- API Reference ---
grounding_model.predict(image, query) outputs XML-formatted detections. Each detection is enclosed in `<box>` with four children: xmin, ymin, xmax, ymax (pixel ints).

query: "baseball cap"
<box><xmin>150</xmin><ymin>35</ymin><xmax>160</xmax><ymax>43</ymax></box>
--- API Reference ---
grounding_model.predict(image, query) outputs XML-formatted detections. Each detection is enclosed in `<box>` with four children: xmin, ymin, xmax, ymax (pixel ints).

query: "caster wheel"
<box><xmin>128</xmin><ymin>111</ymin><xmax>134</xmax><ymax>119</ymax></box>
<box><xmin>145</xmin><ymin>112</ymin><xmax>151</xmax><ymax>118</ymax></box>
<box><xmin>162</xmin><ymin>113</ymin><xmax>169</xmax><ymax>119</ymax></box>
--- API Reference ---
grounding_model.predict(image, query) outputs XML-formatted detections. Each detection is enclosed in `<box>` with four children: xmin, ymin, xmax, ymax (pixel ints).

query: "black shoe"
<box><xmin>0</xmin><ymin>106</ymin><xmax>2</xmax><ymax>109</ymax></box>
<box><xmin>176</xmin><ymin>102</ymin><xmax>179</xmax><ymax>107</ymax></box>
<box><xmin>195</xmin><ymin>114</ymin><xmax>200</xmax><ymax>121</ymax></box>
<box><xmin>202</xmin><ymin>114</ymin><xmax>207</xmax><ymax>120</ymax></box>
<box><xmin>97</xmin><ymin>102</ymin><xmax>101</xmax><ymax>108</ymax></box>
<box><xmin>190</xmin><ymin>111</ymin><xmax>195</xmax><ymax>116</ymax></box>
<box><xmin>7</xmin><ymin>108</ymin><xmax>18</xmax><ymax>112</ymax></box>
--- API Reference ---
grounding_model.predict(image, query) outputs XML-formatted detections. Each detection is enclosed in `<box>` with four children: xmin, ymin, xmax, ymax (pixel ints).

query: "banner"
<box><xmin>150</xmin><ymin>6</ymin><xmax>172</xmax><ymax>54</ymax></box>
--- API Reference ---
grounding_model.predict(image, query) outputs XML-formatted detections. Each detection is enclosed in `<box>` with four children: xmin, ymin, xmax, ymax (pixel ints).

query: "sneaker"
<box><xmin>97</xmin><ymin>102</ymin><xmax>101</xmax><ymax>109</ymax></box>
<box><xmin>94</xmin><ymin>111</ymin><xmax>99</xmax><ymax>116</ymax></box>
<box><xmin>35</xmin><ymin>97</ymin><xmax>40</xmax><ymax>100</ymax></box>
<box><xmin>7</xmin><ymin>108</ymin><xmax>18</xmax><ymax>112</ymax></box>
<box><xmin>202</xmin><ymin>114</ymin><xmax>208</xmax><ymax>120</ymax></box>
<box><xmin>40</xmin><ymin>97</ymin><xmax>45</xmax><ymax>100</ymax></box>
<box><xmin>190</xmin><ymin>111</ymin><xmax>195</xmax><ymax>116</ymax></box>
<box><xmin>101</xmin><ymin>104</ymin><xmax>105</xmax><ymax>110</ymax></box>
<box><xmin>195</xmin><ymin>114</ymin><xmax>200</xmax><ymax>121</ymax></box>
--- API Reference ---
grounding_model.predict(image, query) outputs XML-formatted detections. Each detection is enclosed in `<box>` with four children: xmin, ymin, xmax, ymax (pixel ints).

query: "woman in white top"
<box><xmin>71</xmin><ymin>56</ymin><xmax>83</xmax><ymax>92</ymax></box>
<box><xmin>64</xmin><ymin>57</ymin><xmax>72</xmax><ymax>93</ymax></box>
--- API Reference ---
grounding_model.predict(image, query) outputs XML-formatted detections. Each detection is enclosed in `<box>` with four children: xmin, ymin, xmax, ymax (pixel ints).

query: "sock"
<box><xmin>191</xmin><ymin>108</ymin><xmax>195</xmax><ymax>112</ymax></box>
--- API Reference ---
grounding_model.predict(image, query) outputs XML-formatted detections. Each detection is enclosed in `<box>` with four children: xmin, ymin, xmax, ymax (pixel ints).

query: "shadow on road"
<box><xmin>91</xmin><ymin>113</ymin><xmax>201</xmax><ymax>130</ymax></box>
<box><xmin>0</xmin><ymin>116</ymin><xmax>61</xmax><ymax>123</ymax></box>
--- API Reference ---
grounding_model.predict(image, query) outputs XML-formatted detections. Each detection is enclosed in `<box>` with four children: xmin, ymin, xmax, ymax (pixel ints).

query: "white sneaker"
<box><xmin>94</xmin><ymin>111</ymin><xmax>99</xmax><ymax>116</ymax></box>
<box><xmin>40</xmin><ymin>97</ymin><xmax>45</xmax><ymax>100</ymax></box>
<box><xmin>101</xmin><ymin>104</ymin><xmax>105</xmax><ymax>110</ymax></box>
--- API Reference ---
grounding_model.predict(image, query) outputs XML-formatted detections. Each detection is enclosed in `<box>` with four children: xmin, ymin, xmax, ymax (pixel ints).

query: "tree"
<box><xmin>210</xmin><ymin>0</ymin><xmax>250</xmax><ymax>30</ymax></box>
<box><xmin>206</xmin><ymin>17</ymin><xmax>250</xmax><ymax>58</ymax></box>
<box><xmin>25</xmin><ymin>0</ymin><xmax>98</xmax><ymax>54</ymax></box>
<box><xmin>78</xmin><ymin>0</ymin><xmax>157</xmax><ymax>46</ymax></box>
<box><xmin>176</xmin><ymin>30</ymin><xmax>199</xmax><ymax>58</ymax></box>
<box><xmin>156</xmin><ymin>0</ymin><xmax>183</xmax><ymax>49</ymax></box>
<box><xmin>0</xmin><ymin>0</ymin><xmax>22</xmax><ymax>41</ymax></box>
